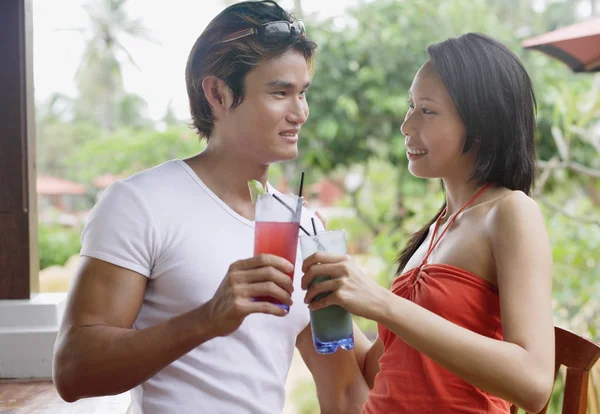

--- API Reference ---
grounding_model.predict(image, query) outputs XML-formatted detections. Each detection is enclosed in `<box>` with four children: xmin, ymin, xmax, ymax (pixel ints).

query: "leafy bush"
<box><xmin>38</xmin><ymin>223</ymin><xmax>82</xmax><ymax>270</ymax></box>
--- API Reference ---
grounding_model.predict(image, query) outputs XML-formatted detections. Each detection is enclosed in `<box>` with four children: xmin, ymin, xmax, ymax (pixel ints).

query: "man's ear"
<box><xmin>201</xmin><ymin>76</ymin><xmax>232</xmax><ymax>116</ymax></box>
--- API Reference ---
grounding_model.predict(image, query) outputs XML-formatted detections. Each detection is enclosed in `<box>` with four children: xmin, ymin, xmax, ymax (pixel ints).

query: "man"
<box><xmin>52</xmin><ymin>1</ymin><xmax>370</xmax><ymax>413</ymax></box>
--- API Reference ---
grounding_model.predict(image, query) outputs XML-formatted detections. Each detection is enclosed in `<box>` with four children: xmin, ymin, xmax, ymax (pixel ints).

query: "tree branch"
<box><xmin>538</xmin><ymin>196</ymin><xmax>600</xmax><ymax>227</ymax></box>
<box><xmin>333</xmin><ymin>167</ymin><xmax>380</xmax><ymax>236</ymax></box>
<box><xmin>349</xmin><ymin>189</ymin><xmax>379</xmax><ymax>235</ymax></box>
<box><xmin>568</xmin><ymin>162</ymin><xmax>600</xmax><ymax>178</ymax></box>
<box><xmin>537</xmin><ymin>160</ymin><xmax>600</xmax><ymax>179</ymax></box>
<box><xmin>533</xmin><ymin>156</ymin><xmax>560</xmax><ymax>198</ymax></box>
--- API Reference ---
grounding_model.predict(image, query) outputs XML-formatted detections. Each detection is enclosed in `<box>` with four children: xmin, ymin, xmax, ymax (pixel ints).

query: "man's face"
<box><xmin>218</xmin><ymin>49</ymin><xmax>311</xmax><ymax>165</ymax></box>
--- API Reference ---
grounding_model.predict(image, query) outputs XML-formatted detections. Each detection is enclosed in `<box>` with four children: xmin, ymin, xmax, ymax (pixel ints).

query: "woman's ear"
<box><xmin>201</xmin><ymin>76</ymin><xmax>232</xmax><ymax>116</ymax></box>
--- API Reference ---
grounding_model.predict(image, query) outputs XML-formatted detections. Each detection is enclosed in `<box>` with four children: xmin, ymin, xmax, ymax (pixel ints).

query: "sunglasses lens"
<box><xmin>261</xmin><ymin>21</ymin><xmax>293</xmax><ymax>39</ymax></box>
<box><xmin>295</xmin><ymin>21</ymin><xmax>306</xmax><ymax>36</ymax></box>
<box><xmin>256</xmin><ymin>21</ymin><xmax>306</xmax><ymax>43</ymax></box>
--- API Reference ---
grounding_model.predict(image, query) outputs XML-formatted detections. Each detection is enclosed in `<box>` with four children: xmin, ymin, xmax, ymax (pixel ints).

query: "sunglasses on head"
<box><xmin>217</xmin><ymin>20</ymin><xmax>306</xmax><ymax>45</ymax></box>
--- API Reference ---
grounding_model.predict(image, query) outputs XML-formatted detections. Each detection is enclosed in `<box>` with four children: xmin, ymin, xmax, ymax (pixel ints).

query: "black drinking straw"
<box><xmin>272</xmin><ymin>193</ymin><xmax>311</xmax><ymax>236</ymax></box>
<box><xmin>295</xmin><ymin>171</ymin><xmax>310</xmax><ymax>235</ymax></box>
<box><xmin>311</xmin><ymin>216</ymin><xmax>326</xmax><ymax>251</ymax></box>
<box><xmin>298</xmin><ymin>171</ymin><xmax>305</xmax><ymax>198</ymax></box>
<box><xmin>299</xmin><ymin>225</ymin><xmax>311</xmax><ymax>236</ymax></box>
<box><xmin>272</xmin><ymin>194</ymin><xmax>295</xmax><ymax>214</ymax></box>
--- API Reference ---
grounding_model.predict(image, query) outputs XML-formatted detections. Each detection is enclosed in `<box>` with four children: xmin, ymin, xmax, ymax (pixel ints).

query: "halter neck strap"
<box><xmin>422</xmin><ymin>183</ymin><xmax>492</xmax><ymax>267</ymax></box>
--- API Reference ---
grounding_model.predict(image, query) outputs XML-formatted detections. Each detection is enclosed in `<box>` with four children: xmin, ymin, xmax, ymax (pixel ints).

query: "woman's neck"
<box><xmin>442</xmin><ymin>178</ymin><xmax>489</xmax><ymax>218</ymax></box>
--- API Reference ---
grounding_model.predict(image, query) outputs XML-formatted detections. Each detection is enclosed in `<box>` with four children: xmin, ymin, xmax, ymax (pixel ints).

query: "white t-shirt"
<box><xmin>80</xmin><ymin>159</ymin><xmax>323</xmax><ymax>414</ymax></box>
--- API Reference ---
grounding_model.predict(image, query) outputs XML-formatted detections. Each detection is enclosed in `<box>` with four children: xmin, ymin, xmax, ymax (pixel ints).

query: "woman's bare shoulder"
<box><xmin>485</xmin><ymin>189</ymin><xmax>547</xmax><ymax>245</ymax></box>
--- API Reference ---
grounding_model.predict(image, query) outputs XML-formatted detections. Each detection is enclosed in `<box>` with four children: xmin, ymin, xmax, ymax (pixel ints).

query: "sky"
<box><xmin>32</xmin><ymin>0</ymin><xmax>361</xmax><ymax>122</ymax></box>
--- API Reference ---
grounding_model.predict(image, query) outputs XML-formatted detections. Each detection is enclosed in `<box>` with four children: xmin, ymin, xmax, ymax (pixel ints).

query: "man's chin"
<box><xmin>270</xmin><ymin>147</ymin><xmax>299</xmax><ymax>164</ymax></box>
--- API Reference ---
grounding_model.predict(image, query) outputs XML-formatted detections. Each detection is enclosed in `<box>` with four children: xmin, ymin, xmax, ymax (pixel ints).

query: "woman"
<box><xmin>302</xmin><ymin>33</ymin><xmax>554</xmax><ymax>413</ymax></box>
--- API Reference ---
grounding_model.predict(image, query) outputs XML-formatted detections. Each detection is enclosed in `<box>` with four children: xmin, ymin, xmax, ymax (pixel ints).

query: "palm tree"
<box><xmin>72</xmin><ymin>0</ymin><xmax>157</xmax><ymax>132</ymax></box>
<box><xmin>161</xmin><ymin>100</ymin><xmax>180</xmax><ymax>128</ymax></box>
<box><xmin>117</xmin><ymin>93</ymin><xmax>151</xmax><ymax>130</ymax></box>
<box><xmin>38</xmin><ymin>92</ymin><xmax>73</xmax><ymax>124</ymax></box>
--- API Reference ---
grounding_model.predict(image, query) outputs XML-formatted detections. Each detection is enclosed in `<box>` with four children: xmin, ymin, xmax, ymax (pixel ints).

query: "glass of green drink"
<box><xmin>299</xmin><ymin>230</ymin><xmax>354</xmax><ymax>354</ymax></box>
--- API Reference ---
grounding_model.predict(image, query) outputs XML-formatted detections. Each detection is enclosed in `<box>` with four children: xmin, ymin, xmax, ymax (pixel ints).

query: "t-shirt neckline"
<box><xmin>174</xmin><ymin>158</ymin><xmax>278</xmax><ymax>228</ymax></box>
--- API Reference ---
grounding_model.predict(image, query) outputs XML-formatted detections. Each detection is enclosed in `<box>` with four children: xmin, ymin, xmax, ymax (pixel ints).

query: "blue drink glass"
<box><xmin>299</xmin><ymin>230</ymin><xmax>354</xmax><ymax>354</ymax></box>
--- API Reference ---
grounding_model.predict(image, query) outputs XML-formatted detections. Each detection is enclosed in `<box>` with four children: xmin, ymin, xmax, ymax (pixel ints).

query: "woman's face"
<box><xmin>401</xmin><ymin>61</ymin><xmax>476</xmax><ymax>181</ymax></box>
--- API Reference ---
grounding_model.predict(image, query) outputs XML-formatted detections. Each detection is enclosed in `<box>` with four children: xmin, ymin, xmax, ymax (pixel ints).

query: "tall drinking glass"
<box><xmin>299</xmin><ymin>230</ymin><xmax>354</xmax><ymax>354</ymax></box>
<box><xmin>253</xmin><ymin>192</ymin><xmax>303</xmax><ymax>311</ymax></box>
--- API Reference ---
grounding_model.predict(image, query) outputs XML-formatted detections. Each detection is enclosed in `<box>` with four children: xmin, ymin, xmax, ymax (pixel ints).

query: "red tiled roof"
<box><xmin>309</xmin><ymin>179</ymin><xmax>345</xmax><ymax>207</ymax></box>
<box><xmin>37</xmin><ymin>175</ymin><xmax>87</xmax><ymax>195</ymax></box>
<box><xmin>93</xmin><ymin>173</ymin><xmax>123</xmax><ymax>189</ymax></box>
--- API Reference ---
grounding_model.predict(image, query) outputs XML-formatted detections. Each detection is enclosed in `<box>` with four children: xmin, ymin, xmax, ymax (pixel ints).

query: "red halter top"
<box><xmin>363</xmin><ymin>184</ymin><xmax>511</xmax><ymax>414</ymax></box>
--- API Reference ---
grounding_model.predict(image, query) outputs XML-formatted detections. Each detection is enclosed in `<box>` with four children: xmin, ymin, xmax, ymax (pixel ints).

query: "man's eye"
<box><xmin>272</xmin><ymin>91</ymin><xmax>286</xmax><ymax>96</ymax></box>
<box><xmin>422</xmin><ymin>107</ymin><xmax>434</xmax><ymax>114</ymax></box>
<box><xmin>407</xmin><ymin>100</ymin><xmax>415</xmax><ymax>109</ymax></box>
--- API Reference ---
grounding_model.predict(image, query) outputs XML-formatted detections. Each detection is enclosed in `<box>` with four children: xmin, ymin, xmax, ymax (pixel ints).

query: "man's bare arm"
<box><xmin>53</xmin><ymin>257</ymin><xmax>218</xmax><ymax>401</ymax></box>
<box><xmin>53</xmin><ymin>254</ymin><xmax>294</xmax><ymax>402</ymax></box>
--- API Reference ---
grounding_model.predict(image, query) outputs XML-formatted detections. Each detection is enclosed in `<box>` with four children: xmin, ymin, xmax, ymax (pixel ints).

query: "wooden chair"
<box><xmin>511</xmin><ymin>326</ymin><xmax>600</xmax><ymax>414</ymax></box>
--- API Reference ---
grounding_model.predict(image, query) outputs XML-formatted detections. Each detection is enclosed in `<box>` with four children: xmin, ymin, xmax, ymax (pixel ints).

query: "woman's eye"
<box><xmin>422</xmin><ymin>107</ymin><xmax>434</xmax><ymax>114</ymax></box>
<box><xmin>407</xmin><ymin>100</ymin><xmax>415</xmax><ymax>109</ymax></box>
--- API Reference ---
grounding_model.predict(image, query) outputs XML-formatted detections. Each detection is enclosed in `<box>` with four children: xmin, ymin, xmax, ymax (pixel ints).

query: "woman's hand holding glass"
<box><xmin>301</xmin><ymin>251</ymin><xmax>390</xmax><ymax>320</ymax></box>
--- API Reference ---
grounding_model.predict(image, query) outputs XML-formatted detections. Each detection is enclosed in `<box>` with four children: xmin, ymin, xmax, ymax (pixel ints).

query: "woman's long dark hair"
<box><xmin>397</xmin><ymin>33</ymin><xmax>537</xmax><ymax>274</ymax></box>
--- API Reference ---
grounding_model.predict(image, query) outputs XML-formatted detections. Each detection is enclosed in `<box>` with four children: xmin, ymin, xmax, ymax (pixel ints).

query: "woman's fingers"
<box><xmin>301</xmin><ymin>251</ymin><xmax>348</xmax><ymax>273</ymax></box>
<box><xmin>307</xmin><ymin>290</ymin><xmax>339</xmax><ymax>311</ymax></box>
<box><xmin>301</xmin><ymin>262</ymin><xmax>348</xmax><ymax>290</ymax></box>
<box><xmin>304</xmin><ymin>278</ymin><xmax>343</xmax><ymax>304</ymax></box>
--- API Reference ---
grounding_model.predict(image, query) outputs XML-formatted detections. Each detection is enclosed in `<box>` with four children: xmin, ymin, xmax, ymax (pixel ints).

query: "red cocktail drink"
<box><xmin>253</xmin><ymin>193</ymin><xmax>302</xmax><ymax>311</ymax></box>
<box><xmin>253</xmin><ymin>221</ymin><xmax>300</xmax><ymax>308</ymax></box>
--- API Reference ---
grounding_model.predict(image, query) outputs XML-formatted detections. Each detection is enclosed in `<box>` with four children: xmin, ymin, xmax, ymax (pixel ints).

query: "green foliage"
<box><xmin>546</xmin><ymin>201</ymin><xmax>600</xmax><ymax>338</ymax></box>
<box><xmin>38</xmin><ymin>223</ymin><xmax>82</xmax><ymax>270</ymax></box>
<box><xmin>37</xmin><ymin>118</ymin><xmax>102</xmax><ymax>178</ymax></box>
<box><xmin>117</xmin><ymin>93</ymin><xmax>153</xmax><ymax>130</ymax></box>
<box><xmin>66</xmin><ymin>126</ymin><xmax>204</xmax><ymax>185</ymax></box>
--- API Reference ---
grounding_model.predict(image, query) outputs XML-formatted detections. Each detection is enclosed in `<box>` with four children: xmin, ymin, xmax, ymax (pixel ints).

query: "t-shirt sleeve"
<box><xmin>80</xmin><ymin>180</ymin><xmax>160</xmax><ymax>278</ymax></box>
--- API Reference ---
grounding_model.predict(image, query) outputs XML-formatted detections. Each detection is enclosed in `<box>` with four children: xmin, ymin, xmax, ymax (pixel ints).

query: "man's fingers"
<box><xmin>314</xmin><ymin>210</ymin><xmax>327</xmax><ymax>229</ymax></box>
<box><xmin>233</xmin><ymin>254</ymin><xmax>294</xmax><ymax>274</ymax></box>
<box><xmin>246</xmin><ymin>281</ymin><xmax>293</xmax><ymax>307</ymax></box>
<box><xmin>244</xmin><ymin>301</ymin><xmax>289</xmax><ymax>317</ymax></box>
<box><xmin>301</xmin><ymin>198</ymin><xmax>327</xmax><ymax>229</ymax></box>
<box><xmin>241</xmin><ymin>266</ymin><xmax>294</xmax><ymax>294</ymax></box>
